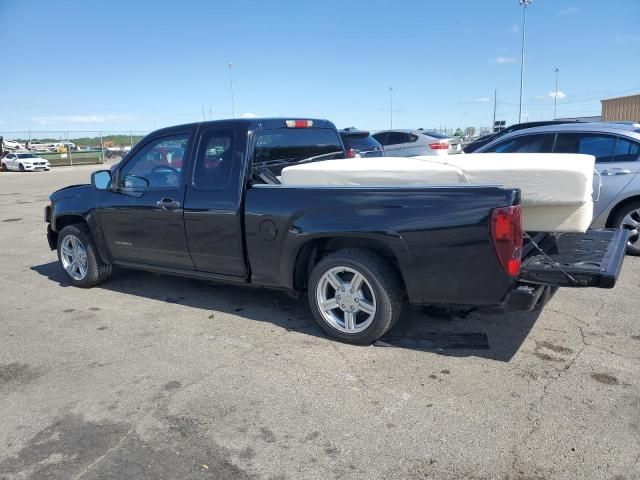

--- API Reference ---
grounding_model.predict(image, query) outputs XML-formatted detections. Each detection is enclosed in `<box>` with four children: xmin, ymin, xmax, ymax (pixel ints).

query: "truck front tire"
<box><xmin>308</xmin><ymin>248</ymin><xmax>403</xmax><ymax>345</ymax></box>
<box><xmin>57</xmin><ymin>224</ymin><xmax>112</xmax><ymax>287</ymax></box>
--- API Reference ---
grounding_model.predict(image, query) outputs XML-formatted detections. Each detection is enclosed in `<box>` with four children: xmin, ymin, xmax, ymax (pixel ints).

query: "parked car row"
<box><xmin>338</xmin><ymin>127</ymin><xmax>463</xmax><ymax>158</ymax></box>
<box><xmin>5</xmin><ymin>118</ymin><xmax>640</xmax><ymax>257</ymax></box>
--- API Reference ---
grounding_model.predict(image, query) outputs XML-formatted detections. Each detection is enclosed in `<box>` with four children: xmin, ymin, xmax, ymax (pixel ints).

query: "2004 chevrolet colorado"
<box><xmin>45</xmin><ymin>118</ymin><xmax>628</xmax><ymax>344</ymax></box>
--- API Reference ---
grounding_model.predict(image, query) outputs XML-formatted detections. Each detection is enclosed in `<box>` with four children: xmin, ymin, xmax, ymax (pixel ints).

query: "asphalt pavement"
<box><xmin>0</xmin><ymin>165</ymin><xmax>639</xmax><ymax>479</ymax></box>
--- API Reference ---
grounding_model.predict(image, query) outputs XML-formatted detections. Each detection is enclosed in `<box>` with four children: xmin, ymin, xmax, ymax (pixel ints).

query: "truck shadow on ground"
<box><xmin>32</xmin><ymin>261</ymin><xmax>541</xmax><ymax>362</ymax></box>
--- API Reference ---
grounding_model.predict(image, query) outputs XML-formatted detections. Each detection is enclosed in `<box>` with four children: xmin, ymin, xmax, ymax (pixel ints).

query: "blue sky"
<box><xmin>1</xmin><ymin>0</ymin><xmax>639</xmax><ymax>134</ymax></box>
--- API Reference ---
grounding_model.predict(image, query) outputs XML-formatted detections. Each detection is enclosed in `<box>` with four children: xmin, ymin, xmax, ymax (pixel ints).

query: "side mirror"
<box><xmin>91</xmin><ymin>170</ymin><xmax>112</xmax><ymax>190</ymax></box>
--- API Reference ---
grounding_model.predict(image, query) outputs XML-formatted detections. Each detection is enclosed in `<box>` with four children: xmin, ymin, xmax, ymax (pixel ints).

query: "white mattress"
<box><xmin>280</xmin><ymin>153</ymin><xmax>596</xmax><ymax>232</ymax></box>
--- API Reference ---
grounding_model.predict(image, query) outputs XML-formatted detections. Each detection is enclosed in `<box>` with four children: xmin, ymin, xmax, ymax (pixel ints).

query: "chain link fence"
<box><xmin>0</xmin><ymin>130</ymin><xmax>149</xmax><ymax>167</ymax></box>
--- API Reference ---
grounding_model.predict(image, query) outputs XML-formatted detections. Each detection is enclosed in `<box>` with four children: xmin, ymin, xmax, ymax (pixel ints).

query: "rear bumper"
<box><xmin>498</xmin><ymin>283</ymin><xmax>557</xmax><ymax>312</ymax></box>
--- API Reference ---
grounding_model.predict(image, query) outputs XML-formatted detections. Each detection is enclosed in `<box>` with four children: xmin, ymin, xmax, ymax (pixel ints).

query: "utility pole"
<box><xmin>493</xmin><ymin>89</ymin><xmax>497</xmax><ymax>130</ymax></box>
<box><xmin>553</xmin><ymin>67</ymin><xmax>560</xmax><ymax>119</ymax></box>
<box><xmin>228</xmin><ymin>63</ymin><xmax>236</xmax><ymax>118</ymax></box>
<box><xmin>201</xmin><ymin>106</ymin><xmax>206</xmax><ymax>121</ymax></box>
<box><xmin>518</xmin><ymin>0</ymin><xmax>532</xmax><ymax>124</ymax></box>
<box><xmin>389</xmin><ymin>87</ymin><xmax>393</xmax><ymax>129</ymax></box>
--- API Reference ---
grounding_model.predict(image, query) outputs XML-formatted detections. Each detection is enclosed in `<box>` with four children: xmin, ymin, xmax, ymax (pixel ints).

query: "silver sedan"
<box><xmin>476</xmin><ymin>122</ymin><xmax>640</xmax><ymax>254</ymax></box>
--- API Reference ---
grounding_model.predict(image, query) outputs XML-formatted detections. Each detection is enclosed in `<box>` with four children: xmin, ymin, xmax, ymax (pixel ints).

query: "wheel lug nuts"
<box><xmin>355</xmin><ymin>298</ymin><xmax>359</xmax><ymax>303</ymax></box>
<box><xmin>341</xmin><ymin>304</ymin><xmax>345</xmax><ymax>309</ymax></box>
<box><xmin>350</xmin><ymin>306</ymin><xmax>354</xmax><ymax>310</ymax></box>
<box><xmin>350</xmin><ymin>289</ymin><xmax>354</xmax><ymax>293</ymax></box>
<box><xmin>337</xmin><ymin>295</ymin><xmax>341</xmax><ymax>299</ymax></box>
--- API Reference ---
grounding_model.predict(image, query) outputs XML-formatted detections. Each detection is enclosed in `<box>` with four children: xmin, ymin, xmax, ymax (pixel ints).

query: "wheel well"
<box><xmin>292</xmin><ymin>237</ymin><xmax>404</xmax><ymax>291</ymax></box>
<box><xmin>605</xmin><ymin>196</ymin><xmax>640</xmax><ymax>228</ymax></box>
<box><xmin>55</xmin><ymin>215</ymin><xmax>86</xmax><ymax>232</ymax></box>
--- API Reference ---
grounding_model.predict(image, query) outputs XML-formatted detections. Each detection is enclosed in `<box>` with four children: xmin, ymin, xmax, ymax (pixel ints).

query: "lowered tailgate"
<box><xmin>519</xmin><ymin>229</ymin><xmax>628</xmax><ymax>288</ymax></box>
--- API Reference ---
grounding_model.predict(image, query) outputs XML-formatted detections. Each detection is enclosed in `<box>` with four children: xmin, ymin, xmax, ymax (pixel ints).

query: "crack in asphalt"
<box><xmin>72</xmin><ymin>427</ymin><xmax>136</xmax><ymax>480</ymax></box>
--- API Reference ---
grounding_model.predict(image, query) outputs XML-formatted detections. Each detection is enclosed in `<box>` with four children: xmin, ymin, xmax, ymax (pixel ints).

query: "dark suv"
<box><xmin>339</xmin><ymin>128</ymin><xmax>384</xmax><ymax>158</ymax></box>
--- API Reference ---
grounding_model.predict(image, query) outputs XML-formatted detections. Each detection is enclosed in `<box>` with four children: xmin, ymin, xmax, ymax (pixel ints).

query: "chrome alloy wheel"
<box><xmin>60</xmin><ymin>235</ymin><xmax>88</xmax><ymax>281</ymax></box>
<box><xmin>621</xmin><ymin>208</ymin><xmax>640</xmax><ymax>249</ymax></box>
<box><xmin>315</xmin><ymin>266</ymin><xmax>377</xmax><ymax>333</ymax></box>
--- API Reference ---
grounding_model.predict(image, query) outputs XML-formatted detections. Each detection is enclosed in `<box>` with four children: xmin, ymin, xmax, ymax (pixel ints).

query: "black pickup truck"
<box><xmin>45</xmin><ymin>118</ymin><xmax>628</xmax><ymax>344</ymax></box>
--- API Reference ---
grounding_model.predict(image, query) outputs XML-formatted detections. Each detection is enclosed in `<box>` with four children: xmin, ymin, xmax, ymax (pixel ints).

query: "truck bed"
<box><xmin>244</xmin><ymin>183</ymin><xmax>521</xmax><ymax>306</ymax></box>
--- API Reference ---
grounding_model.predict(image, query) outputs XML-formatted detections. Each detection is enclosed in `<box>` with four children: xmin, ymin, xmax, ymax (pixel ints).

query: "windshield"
<box><xmin>17</xmin><ymin>153</ymin><xmax>37</xmax><ymax>159</ymax></box>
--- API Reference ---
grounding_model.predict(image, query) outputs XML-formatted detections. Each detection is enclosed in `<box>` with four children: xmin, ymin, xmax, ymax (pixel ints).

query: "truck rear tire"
<box><xmin>57</xmin><ymin>224</ymin><xmax>112</xmax><ymax>287</ymax></box>
<box><xmin>308</xmin><ymin>248</ymin><xmax>403</xmax><ymax>345</ymax></box>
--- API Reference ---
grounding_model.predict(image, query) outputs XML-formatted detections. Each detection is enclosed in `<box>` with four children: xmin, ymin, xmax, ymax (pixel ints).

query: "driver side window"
<box><xmin>118</xmin><ymin>133</ymin><xmax>190</xmax><ymax>190</ymax></box>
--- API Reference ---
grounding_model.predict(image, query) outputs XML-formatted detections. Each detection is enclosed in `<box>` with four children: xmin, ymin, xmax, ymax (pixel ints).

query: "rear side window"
<box><xmin>253</xmin><ymin>128</ymin><xmax>343</xmax><ymax>174</ymax></box>
<box><xmin>612</xmin><ymin>137</ymin><xmax>640</xmax><ymax>162</ymax></box>
<box><xmin>386</xmin><ymin>132</ymin><xmax>407</xmax><ymax>145</ymax></box>
<box><xmin>484</xmin><ymin>134</ymin><xmax>553</xmax><ymax>153</ymax></box>
<box><xmin>372</xmin><ymin>132</ymin><xmax>389</xmax><ymax>145</ymax></box>
<box><xmin>193</xmin><ymin>129</ymin><xmax>235</xmax><ymax>190</ymax></box>
<box><xmin>553</xmin><ymin>133</ymin><xmax>616</xmax><ymax>163</ymax></box>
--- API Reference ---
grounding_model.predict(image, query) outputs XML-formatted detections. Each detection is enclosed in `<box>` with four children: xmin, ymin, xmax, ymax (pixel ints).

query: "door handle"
<box><xmin>601</xmin><ymin>168</ymin><xmax>631</xmax><ymax>176</ymax></box>
<box><xmin>156</xmin><ymin>197</ymin><xmax>181</xmax><ymax>210</ymax></box>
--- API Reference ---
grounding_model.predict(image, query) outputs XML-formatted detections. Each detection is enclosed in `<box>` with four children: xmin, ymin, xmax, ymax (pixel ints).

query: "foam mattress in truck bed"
<box><xmin>280</xmin><ymin>153</ymin><xmax>595</xmax><ymax>232</ymax></box>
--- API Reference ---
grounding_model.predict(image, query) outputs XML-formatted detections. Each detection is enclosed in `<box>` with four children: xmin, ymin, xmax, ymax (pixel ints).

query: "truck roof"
<box><xmin>151</xmin><ymin>118</ymin><xmax>338</xmax><ymax>136</ymax></box>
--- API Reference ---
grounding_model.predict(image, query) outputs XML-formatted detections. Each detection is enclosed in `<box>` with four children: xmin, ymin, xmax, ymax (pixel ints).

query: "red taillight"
<box><xmin>429</xmin><ymin>142</ymin><xmax>449</xmax><ymax>150</ymax></box>
<box><xmin>346</xmin><ymin>148</ymin><xmax>357</xmax><ymax>158</ymax></box>
<box><xmin>285</xmin><ymin>119</ymin><xmax>313</xmax><ymax>128</ymax></box>
<box><xmin>490</xmin><ymin>206</ymin><xmax>523</xmax><ymax>276</ymax></box>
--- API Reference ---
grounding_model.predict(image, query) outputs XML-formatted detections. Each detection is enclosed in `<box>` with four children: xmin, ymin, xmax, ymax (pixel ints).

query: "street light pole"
<box><xmin>493</xmin><ymin>89</ymin><xmax>497</xmax><ymax>130</ymax></box>
<box><xmin>518</xmin><ymin>0</ymin><xmax>532</xmax><ymax>124</ymax></box>
<box><xmin>228</xmin><ymin>63</ymin><xmax>236</xmax><ymax>118</ymax></box>
<box><xmin>389</xmin><ymin>87</ymin><xmax>393</xmax><ymax>129</ymax></box>
<box><xmin>553</xmin><ymin>67</ymin><xmax>560</xmax><ymax>119</ymax></box>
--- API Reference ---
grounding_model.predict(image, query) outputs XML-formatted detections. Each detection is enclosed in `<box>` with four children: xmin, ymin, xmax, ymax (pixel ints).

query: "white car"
<box><xmin>3</xmin><ymin>140</ymin><xmax>25</xmax><ymax>150</ymax></box>
<box><xmin>372</xmin><ymin>129</ymin><xmax>463</xmax><ymax>157</ymax></box>
<box><xmin>1</xmin><ymin>152</ymin><xmax>51</xmax><ymax>172</ymax></box>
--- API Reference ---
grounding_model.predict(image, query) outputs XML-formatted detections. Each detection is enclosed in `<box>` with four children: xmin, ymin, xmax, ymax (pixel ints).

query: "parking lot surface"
<box><xmin>1</xmin><ymin>165</ymin><xmax>639</xmax><ymax>480</ymax></box>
